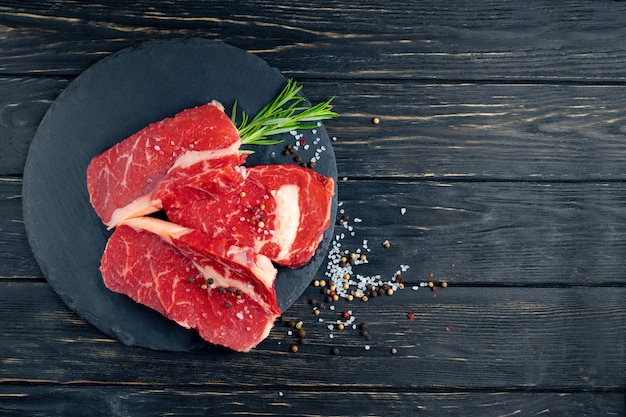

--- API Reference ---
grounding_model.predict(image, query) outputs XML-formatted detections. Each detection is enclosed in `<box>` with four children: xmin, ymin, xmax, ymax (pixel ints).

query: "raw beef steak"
<box><xmin>88</xmin><ymin>98</ymin><xmax>335</xmax><ymax>351</ymax></box>
<box><xmin>155</xmin><ymin>163</ymin><xmax>335</xmax><ymax>268</ymax></box>
<box><xmin>121</xmin><ymin>217</ymin><xmax>280</xmax><ymax>312</ymax></box>
<box><xmin>101</xmin><ymin>220</ymin><xmax>280</xmax><ymax>352</ymax></box>
<box><xmin>247</xmin><ymin>164</ymin><xmax>335</xmax><ymax>268</ymax></box>
<box><xmin>86</xmin><ymin>101</ymin><xmax>241</xmax><ymax>228</ymax></box>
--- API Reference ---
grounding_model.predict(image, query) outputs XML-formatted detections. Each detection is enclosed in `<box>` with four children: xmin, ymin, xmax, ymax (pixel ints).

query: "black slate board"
<box><xmin>22</xmin><ymin>38</ymin><xmax>337</xmax><ymax>351</ymax></box>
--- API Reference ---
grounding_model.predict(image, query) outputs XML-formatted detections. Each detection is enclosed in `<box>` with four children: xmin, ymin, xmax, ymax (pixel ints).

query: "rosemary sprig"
<box><xmin>232</xmin><ymin>79</ymin><xmax>338</xmax><ymax>150</ymax></box>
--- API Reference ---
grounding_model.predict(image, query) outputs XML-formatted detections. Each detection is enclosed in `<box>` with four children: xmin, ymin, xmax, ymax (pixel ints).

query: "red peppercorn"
<box><xmin>342</xmin><ymin>310</ymin><xmax>350</xmax><ymax>319</ymax></box>
<box><xmin>407</xmin><ymin>312</ymin><xmax>415</xmax><ymax>321</ymax></box>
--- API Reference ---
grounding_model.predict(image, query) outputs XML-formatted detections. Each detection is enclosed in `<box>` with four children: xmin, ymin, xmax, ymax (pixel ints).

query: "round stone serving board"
<box><xmin>22</xmin><ymin>38</ymin><xmax>337</xmax><ymax>351</ymax></box>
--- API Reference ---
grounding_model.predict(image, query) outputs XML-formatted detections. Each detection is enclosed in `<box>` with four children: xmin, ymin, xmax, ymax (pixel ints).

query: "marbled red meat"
<box><xmin>101</xmin><ymin>220</ymin><xmax>280</xmax><ymax>352</ymax></box>
<box><xmin>155</xmin><ymin>163</ymin><xmax>335</xmax><ymax>268</ymax></box>
<box><xmin>88</xmin><ymin>100</ymin><xmax>335</xmax><ymax>352</ymax></box>
<box><xmin>86</xmin><ymin>101</ymin><xmax>241</xmax><ymax>228</ymax></box>
<box><xmin>247</xmin><ymin>164</ymin><xmax>335</xmax><ymax>268</ymax></box>
<box><xmin>121</xmin><ymin>217</ymin><xmax>279</xmax><ymax>312</ymax></box>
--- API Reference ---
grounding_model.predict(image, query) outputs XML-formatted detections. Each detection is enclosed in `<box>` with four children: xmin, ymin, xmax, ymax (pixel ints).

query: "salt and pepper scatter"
<box><xmin>277</xmin><ymin>132</ymin><xmax>452</xmax><ymax>354</ymax></box>
<box><xmin>282</xmin><ymin>124</ymin><xmax>329</xmax><ymax>169</ymax></box>
<box><xmin>322</xmin><ymin>212</ymin><xmax>408</xmax><ymax>304</ymax></box>
<box><xmin>292</xmin><ymin>205</ymin><xmax>423</xmax><ymax>355</ymax></box>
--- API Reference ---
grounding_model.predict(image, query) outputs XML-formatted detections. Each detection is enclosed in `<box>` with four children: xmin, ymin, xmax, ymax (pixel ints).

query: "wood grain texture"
<box><xmin>0</xmin><ymin>387</ymin><xmax>623</xmax><ymax>417</ymax></box>
<box><xmin>2</xmin><ymin>1</ymin><xmax>626</xmax><ymax>415</ymax></box>
<box><xmin>0</xmin><ymin>178</ymin><xmax>40</xmax><ymax>277</ymax></box>
<box><xmin>3</xmin><ymin>78</ymin><xmax>626</xmax><ymax>179</ymax></box>
<box><xmin>4</xmin><ymin>178</ymin><xmax>626</xmax><ymax>285</ymax></box>
<box><xmin>0</xmin><ymin>1</ymin><xmax>626</xmax><ymax>81</ymax></box>
<box><xmin>1</xmin><ymin>282</ymin><xmax>625</xmax><ymax>390</ymax></box>
<box><xmin>0</xmin><ymin>78</ymin><xmax>68</xmax><ymax>175</ymax></box>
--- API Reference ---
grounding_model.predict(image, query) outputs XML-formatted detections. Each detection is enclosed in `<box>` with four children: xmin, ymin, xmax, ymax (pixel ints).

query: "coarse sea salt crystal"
<box><xmin>401</xmin><ymin>207</ymin><xmax>407</xmax><ymax>215</ymax></box>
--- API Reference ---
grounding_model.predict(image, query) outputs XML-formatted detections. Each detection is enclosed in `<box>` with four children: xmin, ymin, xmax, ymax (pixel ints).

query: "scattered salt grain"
<box><xmin>401</xmin><ymin>207</ymin><xmax>407</xmax><ymax>215</ymax></box>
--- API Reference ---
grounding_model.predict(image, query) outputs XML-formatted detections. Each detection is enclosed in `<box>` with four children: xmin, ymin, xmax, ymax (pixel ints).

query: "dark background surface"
<box><xmin>1</xmin><ymin>1</ymin><xmax>625</xmax><ymax>416</ymax></box>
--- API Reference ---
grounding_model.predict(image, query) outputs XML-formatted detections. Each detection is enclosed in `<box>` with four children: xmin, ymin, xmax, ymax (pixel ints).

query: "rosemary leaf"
<box><xmin>233</xmin><ymin>79</ymin><xmax>338</xmax><ymax>149</ymax></box>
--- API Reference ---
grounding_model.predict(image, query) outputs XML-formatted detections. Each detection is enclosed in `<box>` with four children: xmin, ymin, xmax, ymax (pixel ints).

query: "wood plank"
<box><xmin>0</xmin><ymin>178</ymin><xmax>40</xmax><ymax>277</ymax></box>
<box><xmin>3</xmin><ymin>78</ymin><xmax>626</xmax><ymax>179</ymax></box>
<box><xmin>1</xmin><ymin>1</ymin><xmax>626</xmax><ymax>81</ymax></box>
<box><xmin>1</xmin><ymin>282</ymin><xmax>625</xmax><ymax>390</ymax></box>
<box><xmin>0</xmin><ymin>386</ymin><xmax>623</xmax><ymax>417</ymax></box>
<box><xmin>325</xmin><ymin>81</ymin><xmax>626</xmax><ymax>181</ymax></box>
<box><xmin>0</xmin><ymin>77</ymin><xmax>68</xmax><ymax>175</ymax></box>
<box><xmin>5</xmin><ymin>178</ymin><xmax>626</xmax><ymax>285</ymax></box>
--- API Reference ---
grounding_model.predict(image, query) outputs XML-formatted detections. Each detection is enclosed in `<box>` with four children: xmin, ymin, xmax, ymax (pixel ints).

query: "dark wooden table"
<box><xmin>2</xmin><ymin>1</ymin><xmax>626</xmax><ymax>416</ymax></box>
